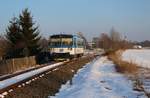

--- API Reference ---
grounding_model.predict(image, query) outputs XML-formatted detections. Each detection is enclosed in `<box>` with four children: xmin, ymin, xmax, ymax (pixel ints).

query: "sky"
<box><xmin>0</xmin><ymin>0</ymin><xmax>150</xmax><ymax>41</ymax></box>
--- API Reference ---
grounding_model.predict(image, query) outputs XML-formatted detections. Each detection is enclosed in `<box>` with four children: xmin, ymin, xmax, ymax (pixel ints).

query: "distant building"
<box><xmin>87</xmin><ymin>42</ymin><xmax>95</xmax><ymax>49</ymax></box>
<box><xmin>92</xmin><ymin>37</ymin><xmax>99</xmax><ymax>48</ymax></box>
<box><xmin>87</xmin><ymin>37</ymin><xmax>100</xmax><ymax>49</ymax></box>
<box><xmin>133</xmin><ymin>45</ymin><xmax>142</xmax><ymax>49</ymax></box>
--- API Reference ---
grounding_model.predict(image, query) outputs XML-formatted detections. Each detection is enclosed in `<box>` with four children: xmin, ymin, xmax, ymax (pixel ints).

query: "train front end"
<box><xmin>49</xmin><ymin>34</ymin><xmax>74</xmax><ymax>60</ymax></box>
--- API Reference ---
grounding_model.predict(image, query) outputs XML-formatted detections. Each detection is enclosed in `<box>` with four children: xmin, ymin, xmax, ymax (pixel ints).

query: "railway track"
<box><xmin>0</xmin><ymin>60</ymin><xmax>70</xmax><ymax>97</ymax></box>
<box><xmin>0</xmin><ymin>62</ymin><xmax>56</xmax><ymax>81</ymax></box>
<box><xmin>0</xmin><ymin>55</ymin><xmax>95</xmax><ymax>98</ymax></box>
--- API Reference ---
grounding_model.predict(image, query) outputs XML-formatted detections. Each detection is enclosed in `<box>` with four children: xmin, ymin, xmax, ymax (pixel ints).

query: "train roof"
<box><xmin>50</xmin><ymin>34</ymin><xmax>72</xmax><ymax>38</ymax></box>
<box><xmin>50</xmin><ymin>34</ymin><xmax>82</xmax><ymax>39</ymax></box>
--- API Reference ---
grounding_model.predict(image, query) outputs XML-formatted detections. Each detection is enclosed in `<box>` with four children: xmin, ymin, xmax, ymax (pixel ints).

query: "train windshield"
<box><xmin>50</xmin><ymin>38</ymin><xmax>73</xmax><ymax>47</ymax></box>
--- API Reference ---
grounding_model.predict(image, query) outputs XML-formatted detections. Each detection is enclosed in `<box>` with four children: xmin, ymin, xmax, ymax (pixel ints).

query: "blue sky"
<box><xmin>0</xmin><ymin>0</ymin><xmax>150</xmax><ymax>41</ymax></box>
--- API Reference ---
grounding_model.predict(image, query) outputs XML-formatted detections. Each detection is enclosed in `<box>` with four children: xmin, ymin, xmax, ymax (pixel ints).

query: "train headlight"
<box><xmin>68</xmin><ymin>47</ymin><xmax>72</xmax><ymax>50</ymax></box>
<box><xmin>59</xmin><ymin>49</ymin><xmax>63</xmax><ymax>52</ymax></box>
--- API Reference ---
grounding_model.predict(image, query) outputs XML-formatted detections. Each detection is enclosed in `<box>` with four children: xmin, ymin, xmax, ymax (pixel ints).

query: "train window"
<box><xmin>50</xmin><ymin>38</ymin><xmax>73</xmax><ymax>47</ymax></box>
<box><xmin>50</xmin><ymin>38</ymin><xmax>61</xmax><ymax>47</ymax></box>
<box><xmin>61</xmin><ymin>38</ymin><xmax>73</xmax><ymax>47</ymax></box>
<box><xmin>77</xmin><ymin>40</ymin><xmax>84</xmax><ymax>48</ymax></box>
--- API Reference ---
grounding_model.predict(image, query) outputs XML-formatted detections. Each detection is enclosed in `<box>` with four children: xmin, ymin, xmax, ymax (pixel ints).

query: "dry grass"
<box><xmin>108</xmin><ymin>50</ymin><xmax>138</xmax><ymax>74</ymax></box>
<box><xmin>108</xmin><ymin>50</ymin><xmax>150</xmax><ymax>97</ymax></box>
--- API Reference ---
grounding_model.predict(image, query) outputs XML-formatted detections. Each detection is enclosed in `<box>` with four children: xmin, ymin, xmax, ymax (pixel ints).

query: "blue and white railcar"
<box><xmin>49</xmin><ymin>34</ymin><xmax>84</xmax><ymax>59</ymax></box>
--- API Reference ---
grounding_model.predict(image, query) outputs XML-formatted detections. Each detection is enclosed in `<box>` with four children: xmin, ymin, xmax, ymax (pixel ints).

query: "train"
<box><xmin>49</xmin><ymin>34</ymin><xmax>84</xmax><ymax>60</ymax></box>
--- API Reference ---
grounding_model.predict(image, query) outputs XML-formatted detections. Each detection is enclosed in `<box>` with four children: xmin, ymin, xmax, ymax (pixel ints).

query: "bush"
<box><xmin>36</xmin><ymin>52</ymin><xmax>53</xmax><ymax>64</ymax></box>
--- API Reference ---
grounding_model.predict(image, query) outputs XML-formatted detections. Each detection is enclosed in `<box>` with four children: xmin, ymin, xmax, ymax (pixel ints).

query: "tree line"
<box><xmin>1</xmin><ymin>8</ymin><xmax>147</xmax><ymax>60</ymax></box>
<box><xmin>133</xmin><ymin>40</ymin><xmax>150</xmax><ymax>47</ymax></box>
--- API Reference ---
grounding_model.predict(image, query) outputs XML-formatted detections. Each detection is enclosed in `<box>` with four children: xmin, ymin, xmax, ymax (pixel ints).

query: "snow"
<box><xmin>0</xmin><ymin>65</ymin><xmax>40</xmax><ymax>79</ymax></box>
<box><xmin>122</xmin><ymin>49</ymin><xmax>150</xmax><ymax>68</ymax></box>
<box><xmin>0</xmin><ymin>61</ymin><xmax>66</xmax><ymax>90</ymax></box>
<box><xmin>49</xmin><ymin>57</ymin><xmax>143</xmax><ymax>98</ymax></box>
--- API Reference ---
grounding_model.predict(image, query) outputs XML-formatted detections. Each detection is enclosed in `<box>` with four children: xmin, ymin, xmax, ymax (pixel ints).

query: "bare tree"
<box><xmin>109</xmin><ymin>28</ymin><xmax>122</xmax><ymax>50</ymax></box>
<box><xmin>77</xmin><ymin>32</ymin><xmax>89</xmax><ymax>49</ymax></box>
<box><xmin>110</xmin><ymin>28</ymin><xmax>121</xmax><ymax>42</ymax></box>
<box><xmin>98</xmin><ymin>33</ymin><xmax>111</xmax><ymax>50</ymax></box>
<box><xmin>98</xmin><ymin>28</ymin><xmax>132</xmax><ymax>53</ymax></box>
<box><xmin>39</xmin><ymin>38</ymin><xmax>49</xmax><ymax>52</ymax></box>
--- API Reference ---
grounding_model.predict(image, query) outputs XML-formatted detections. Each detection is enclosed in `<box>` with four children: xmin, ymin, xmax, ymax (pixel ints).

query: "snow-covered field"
<box><xmin>122</xmin><ymin>49</ymin><xmax>150</xmax><ymax>95</ymax></box>
<box><xmin>122</xmin><ymin>49</ymin><xmax>150</xmax><ymax>68</ymax></box>
<box><xmin>50</xmin><ymin>57</ymin><xmax>145</xmax><ymax>98</ymax></box>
